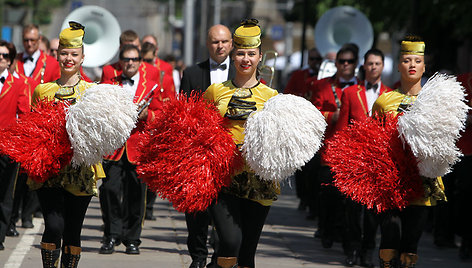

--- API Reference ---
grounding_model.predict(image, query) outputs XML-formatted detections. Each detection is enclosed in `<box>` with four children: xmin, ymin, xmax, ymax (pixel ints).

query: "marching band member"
<box><xmin>203</xmin><ymin>19</ymin><xmax>279</xmax><ymax>268</ymax></box>
<box><xmin>31</xmin><ymin>22</ymin><xmax>106</xmax><ymax>268</ymax></box>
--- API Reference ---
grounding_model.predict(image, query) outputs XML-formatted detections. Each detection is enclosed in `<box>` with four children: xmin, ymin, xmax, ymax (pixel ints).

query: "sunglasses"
<box><xmin>0</xmin><ymin>53</ymin><xmax>9</xmax><ymax>59</ymax></box>
<box><xmin>23</xmin><ymin>38</ymin><xmax>39</xmax><ymax>43</ymax></box>
<box><xmin>120</xmin><ymin>57</ymin><xmax>141</xmax><ymax>62</ymax></box>
<box><xmin>143</xmin><ymin>58</ymin><xmax>154</xmax><ymax>64</ymax></box>
<box><xmin>337</xmin><ymin>59</ymin><xmax>356</xmax><ymax>64</ymax></box>
<box><xmin>309</xmin><ymin>57</ymin><xmax>322</xmax><ymax>61</ymax></box>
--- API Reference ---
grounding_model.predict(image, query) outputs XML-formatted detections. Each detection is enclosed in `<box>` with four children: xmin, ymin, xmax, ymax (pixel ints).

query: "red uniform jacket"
<box><xmin>102</xmin><ymin>65</ymin><xmax>174</xmax><ymax>163</ymax></box>
<box><xmin>155</xmin><ymin>57</ymin><xmax>174</xmax><ymax>82</ymax></box>
<box><xmin>0</xmin><ymin>73</ymin><xmax>30</xmax><ymax>128</ymax></box>
<box><xmin>336</xmin><ymin>82</ymin><xmax>392</xmax><ymax>132</ymax></box>
<box><xmin>15</xmin><ymin>50</ymin><xmax>60</xmax><ymax>89</ymax></box>
<box><xmin>101</xmin><ymin>61</ymin><xmax>175</xmax><ymax>96</ymax></box>
<box><xmin>284</xmin><ymin>69</ymin><xmax>316</xmax><ymax>100</ymax></box>
<box><xmin>456</xmin><ymin>73</ymin><xmax>472</xmax><ymax>156</ymax></box>
<box><xmin>310</xmin><ymin>76</ymin><xmax>361</xmax><ymax>164</ymax></box>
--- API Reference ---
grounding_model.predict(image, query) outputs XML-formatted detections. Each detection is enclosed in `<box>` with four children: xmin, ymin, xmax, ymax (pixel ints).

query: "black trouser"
<box><xmin>0</xmin><ymin>156</ymin><xmax>18</xmax><ymax>244</ymax></box>
<box><xmin>185</xmin><ymin>210</ymin><xmax>212</xmax><ymax>262</ymax></box>
<box><xmin>362</xmin><ymin>207</ymin><xmax>380</xmax><ymax>250</ymax></box>
<box><xmin>145</xmin><ymin>189</ymin><xmax>157</xmax><ymax>218</ymax></box>
<box><xmin>209</xmin><ymin>193</ymin><xmax>270</xmax><ymax>268</ymax></box>
<box><xmin>379</xmin><ymin>206</ymin><xmax>430</xmax><ymax>253</ymax></box>
<box><xmin>343</xmin><ymin>199</ymin><xmax>362</xmax><ymax>254</ymax></box>
<box><xmin>99</xmin><ymin>155</ymin><xmax>146</xmax><ymax>246</ymax></box>
<box><xmin>455</xmin><ymin>155</ymin><xmax>472</xmax><ymax>242</ymax></box>
<box><xmin>295</xmin><ymin>154</ymin><xmax>320</xmax><ymax>213</ymax></box>
<box><xmin>11</xmin><ymin>173</ymin><xmax>40</xmax><ymax>224</ymax></box>
<box><xmin>37</xmin><ymin>187</ymin><xmax>91</xmax><ymax>248</ymax></box>
<box><xmin>318</xmin><ymin>166</ymin><xmax>344</xmax><ymax>242</ymax></box>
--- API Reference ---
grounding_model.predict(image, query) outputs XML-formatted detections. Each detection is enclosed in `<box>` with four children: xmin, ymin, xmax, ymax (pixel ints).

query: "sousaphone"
<box><xmin>61</xmin><ymin>5</ymin><xmax>121</xmax><ymax>67</ymax></box>
<box><xmin>314</xmin><ymin>6</ymin><xmax>373</xmax><ymax>79</ymax></box>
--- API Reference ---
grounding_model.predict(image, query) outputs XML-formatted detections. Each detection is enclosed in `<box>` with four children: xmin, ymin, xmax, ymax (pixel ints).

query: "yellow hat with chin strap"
<box><xmin>59</xmin><ymin>21</ymin><xmax>85</xmax><ymax>49</ymax></box>
<box><xmin>233</xmin><ymin>18</ymin><xmax>261</xmax><ymax>49</ymax></box>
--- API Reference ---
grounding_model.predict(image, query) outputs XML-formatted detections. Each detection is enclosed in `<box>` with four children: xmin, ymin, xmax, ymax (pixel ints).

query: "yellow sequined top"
<box><xmin>373</xmin><ymin>89</ymin><xmax>445</xmax><ymax>206</ymax></box>
<box><xmin>203</xmin><ymin>80</ymin><xmax>279</xmax><ymax>206</ymax></box>
<box><xmin>29</xmin><ymin>80</ymin><xmax>106</xmax><ymax>196</ymax></box>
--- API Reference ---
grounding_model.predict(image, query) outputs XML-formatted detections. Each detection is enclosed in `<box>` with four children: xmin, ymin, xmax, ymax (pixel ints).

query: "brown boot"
<box><xmin>379</xmin><ymin>249</ymin><xmax>398</xmax><ymax>268</ymax></box>
<box><xmin>217</xmin><ymin>257</ymin><xmax>238</xmax><ymax>268</ymax></box>
<box><xmin>400</xmin><ymin>252</ymin><xmax>418</xmax><ymax>268</ymax></box>
<box><xmin>41</xmin><ymin>242</ymin><xmax>60</xmax><ymax>268</ymax></box>
<box><xmin>61</xmin><ymin>245</ymin><xmax>81</xmax><ymax>268</ymax></box>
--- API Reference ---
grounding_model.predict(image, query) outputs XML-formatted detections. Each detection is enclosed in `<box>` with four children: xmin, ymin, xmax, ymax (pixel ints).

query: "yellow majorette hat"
<box><xmin>59</xmin><ymin>21</ymin><xmax>85</xmax><ymax>49</ymax></box>
<box><xmin>233</xmin><ymin>19</ymin><xmax>261</xmax><ymax>49</ymax></box>
<box><xmin>400</xmin><ymin>40</ymin><xmax>425</xmax><ymax>56</ymax></box>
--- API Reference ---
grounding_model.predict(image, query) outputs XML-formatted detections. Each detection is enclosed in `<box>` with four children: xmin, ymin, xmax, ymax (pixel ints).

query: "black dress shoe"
<box><xmin>125</xmin><ymin>243</ymin><xmax>140</xmax><ymax>254</ymax></box>
<box><xmin>359</xmin><ymin>249</ymin><xmax>374</xmax><ymax>267</ymax></box>
<box><xmin>189</xmin><ymin>260</ymin><xmax>206</xmax><ymax>268</ymax></box>
<box><xmin>99</xmin><ymin>238</ymin><xmax>119</xmax><ymax>254</ymax></box>
<box><xmin>6</xmin><ymin>225</ymin><xmax>19</xmax><ymax>237</ymax></box>
<box><xmin>321</xmin><ymin>237</ymin><xmax>333</xmax><ymax>248</ymax></box>
<box><xmin>345</xmin><ymin>250</ymin><xmax>359</xmax><ymax>267</ymax></box>
<box><xmin>0</xmin><ymin>242</ymin><xmax>4</xmax><ymax>250</ymax></box>
<box><xmin>21</xmin><ymin>221</ymin><xmax>34</xmax><ymax>228</ymax></box>
<box><xmin>145</xmin><ymin>214</ymin><xmax>156</xmax><ymax>220</ymax></box>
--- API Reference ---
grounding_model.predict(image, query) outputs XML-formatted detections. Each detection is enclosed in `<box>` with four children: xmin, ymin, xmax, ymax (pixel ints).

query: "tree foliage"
<box><xmin>284</xmin><ymin>0</ymin><xmax>472</xmax><ymax>71</ymax></box>
<box><xmin>5</xmin><ymin>0</ymin><xmax>65</xmax><ymax>25</ymax></box>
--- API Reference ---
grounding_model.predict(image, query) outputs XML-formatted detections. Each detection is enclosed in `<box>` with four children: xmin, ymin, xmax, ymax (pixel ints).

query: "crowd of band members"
<box><xmin>285</xmin><ymin>43</ymin><xmax>472</xmax><ymax>267</ymax></box>
<box><xmin>0</xmin><ymin>21</ymin><xmax>471</xmax><ymax>268</ymax></box>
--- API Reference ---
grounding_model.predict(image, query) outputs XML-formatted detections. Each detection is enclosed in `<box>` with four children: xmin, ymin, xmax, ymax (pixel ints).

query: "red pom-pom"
<box><xmin>0</xmin><ymin>99</ymin><xmax>72</xmax><ymax>182</ymax></box>
<box><xmin>136</xmin><ymin>94</ymin><xmax>243</xmax><ymax>213</ymax></box>
<box><xmin>325</xmin><ymin>114</ymin><xmax>423</xmax><ymax>212</ymax></box>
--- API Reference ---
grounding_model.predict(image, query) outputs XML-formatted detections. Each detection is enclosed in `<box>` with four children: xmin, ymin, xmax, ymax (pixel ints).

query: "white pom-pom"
<box><xmin>66</xmin><ymin>84</ymin><xmax>138</xmax><ymax>166</ymax></box>
<box><xmin>398</xmin><ymin>73</ymin><xmax>470</xmax><ymax>178</ymax></box>
<box><xmin>242</xmin><ymin>94</ymin><xmax>327</xmax><ymax>182</ymax></box>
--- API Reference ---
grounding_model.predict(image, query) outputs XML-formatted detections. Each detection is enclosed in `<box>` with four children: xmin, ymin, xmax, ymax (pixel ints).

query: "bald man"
<box><xmin>180</xmin><ymin>24</ymin><xmax>235</xmax><ymax>268</ymax></box>
<box><xmin>180</xmin><ymin>24</ymin><xmax>234</xmax><ymax>96</ymax></box>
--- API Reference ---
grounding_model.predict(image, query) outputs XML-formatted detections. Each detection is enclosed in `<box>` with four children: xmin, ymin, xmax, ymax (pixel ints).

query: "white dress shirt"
<box><xmin>23</xmin><ymin>49</ymin><xmax>41</xmax><ymax>77</ymax></box>
<box><xmin>122</xmin><ymin>72</ymin><xmax>140</xmax><ymax>99</ymax></box>
<box><xmin>339</xmin><ymin>77</ymin><xmax>358</xmax><ymax>90</ymax></box>
<box><xmin>209</xmin><ymin>57</ymin><xmax>230</xmax><ymax>85</ymax></box>
<box><xmin>0</xmin><ymin>69</ymin><xmax>9</xmax><ymax>94</ymax></box>
<box><xmin>365</xmin><ymin>81</ymin><xmax>381</xmax><ymax>115</ymax></box>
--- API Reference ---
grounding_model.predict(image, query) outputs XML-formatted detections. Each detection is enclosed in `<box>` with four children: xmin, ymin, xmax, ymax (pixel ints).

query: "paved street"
<box><xmin>1</xmin><ymin>185</ymin><xmax>469</xmax><ymax>267</ymax></box>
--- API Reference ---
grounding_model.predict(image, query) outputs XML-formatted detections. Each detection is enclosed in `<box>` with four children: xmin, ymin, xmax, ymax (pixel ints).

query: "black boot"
<box><xmin>40</xmin><ymin>242</ymin><xmax>60</xmax><ymax>268</ymax></box>
<box><xmin>61</xmin><ymin>245</ymin><xmax>81</xmax><ymax>268</ymax></box>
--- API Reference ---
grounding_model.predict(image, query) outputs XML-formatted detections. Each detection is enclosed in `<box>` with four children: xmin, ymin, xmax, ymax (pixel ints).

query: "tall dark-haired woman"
<box><xmin>372</xmin><ymin>37</ymin><xmax>445</xmax><ymax>268</ymax></box>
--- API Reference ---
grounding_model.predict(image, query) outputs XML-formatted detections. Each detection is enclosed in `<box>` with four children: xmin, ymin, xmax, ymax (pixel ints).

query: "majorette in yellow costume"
<box><xmin>31</xmin><ymin>22</ymin><xmax>105</xmax><ymax>195</ymax></box>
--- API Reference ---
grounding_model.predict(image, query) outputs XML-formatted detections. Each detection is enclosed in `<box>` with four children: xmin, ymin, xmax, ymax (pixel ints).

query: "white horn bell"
<box><xmin>62</xmin><ymin>5</ymin><xmax>121</xmax><ymax>67</ymax></box>
<box><xmin>314</xmin><ymin>6</ymin><xmax>373</xmax><ymax>60</ymax></box>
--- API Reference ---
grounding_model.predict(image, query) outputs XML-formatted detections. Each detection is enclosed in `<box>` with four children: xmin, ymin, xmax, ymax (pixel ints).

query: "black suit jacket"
<box><xmin>180</xmin><ymin>59</ymin><xmax>235</xmax><ymax>96</ymax></box>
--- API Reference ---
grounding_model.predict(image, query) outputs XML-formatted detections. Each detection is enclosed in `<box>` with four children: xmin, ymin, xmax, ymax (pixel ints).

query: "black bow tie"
<box><xmin>340</xmin><ymin>81</ymin><xmax>354</xmax><ymax>88</ymax></box>
<box><xmin>211</xmin><ymin>63</ymin><xmax>227</xmax><ymax>70</ymax></box>
<box><xmin>24</xmin><ymin>56</ymin><xmax>34</xmax><ymax>62</ymax></box>
<box><xmin>366</xmin><ymin>82</ymin><xmax>379</xmax><ymax>91</ymax></box>
<box><xmin>122</xmin><ymin>76</ymin><xmax>134</xmax><ymax>85</ymax></box>
<box><xmin>0</xmin><ymin>77</ymin><xmax>5</xmax><ymax>84</ymax></box>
